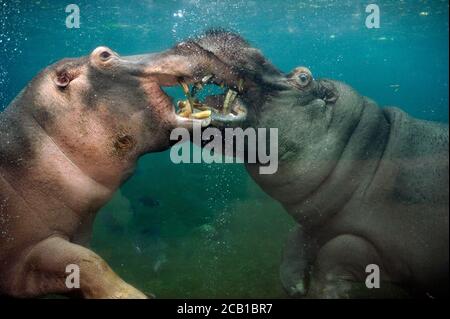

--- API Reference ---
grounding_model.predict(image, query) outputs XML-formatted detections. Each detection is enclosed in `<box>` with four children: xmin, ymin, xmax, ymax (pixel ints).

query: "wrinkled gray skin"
<box><xmin>155</xmin><ymin>31</ymin><xmax>449</xmax><ymax>298</ymax></box>
<box><xmin>0</xmin><ymin>46</ymin><xmax>205</xmax><ymax>298</ymax></box>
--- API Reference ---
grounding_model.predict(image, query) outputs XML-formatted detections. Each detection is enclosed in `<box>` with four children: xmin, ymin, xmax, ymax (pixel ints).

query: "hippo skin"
<box><xmin>150</xmin><ymin>31</ymin><xmax>449</xmax><ymax>298</ymax></box>
<box><xmin>0</xmin><ymin>46</ymin><xmax>207</xmax><ymax>298</ymax></box>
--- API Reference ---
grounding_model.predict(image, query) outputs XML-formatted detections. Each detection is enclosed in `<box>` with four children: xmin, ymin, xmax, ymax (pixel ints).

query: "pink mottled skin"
<box><xmin>0</xmin><ymin>46</ymin><xmax>206</xmax><ymax>298</ymax></box>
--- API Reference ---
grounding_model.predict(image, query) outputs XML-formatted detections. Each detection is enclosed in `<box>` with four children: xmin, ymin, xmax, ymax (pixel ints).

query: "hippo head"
<box><xmin>45</xmin><ymin>46</ymin><xmax>211</xmax><ymax>146</ymax></box>
<box><xmin>10</xmin><ymin>46</ymin><xmax>211</xmax><ymax>189</ymax></box>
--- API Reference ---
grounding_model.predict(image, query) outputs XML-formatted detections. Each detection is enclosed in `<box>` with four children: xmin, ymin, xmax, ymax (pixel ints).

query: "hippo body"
<box><xmin>247</xmin><ymin>81</ymin><xmax>449</xmax><ymax>298</ymax></box>
<box><xmin>0</xmin><ymin>47</ymin><xmax>204</xmax><ymax>298</ymax></box>
<box><xmin>153</xmin><ymin>31</ymin><xmax>449</xmax><ymax>298</ymax></box>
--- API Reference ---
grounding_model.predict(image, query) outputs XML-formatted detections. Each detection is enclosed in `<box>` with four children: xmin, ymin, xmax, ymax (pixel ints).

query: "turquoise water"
<box><xmin>0</xmin><ymin>0</ymin><xmax>448</xmax><ymax>298</ymax></box>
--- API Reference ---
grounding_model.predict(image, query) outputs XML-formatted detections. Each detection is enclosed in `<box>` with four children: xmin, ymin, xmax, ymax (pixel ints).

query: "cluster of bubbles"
<box><xmin>0</xmin><ymin>65</ymin><xmax>7</xmax><ymax>109</ymax></box>
<box><xmin>0</xmin><ymin>1</ymin><xmax>24</xmax><ymax>57</ymax></box>
<box><xmin>0</xmin><ymin>0</ymin><xmax>26</xmax><ymax>109</ymax></box>
<box><xmin>169</xmin><ymin>0</ymin><xmax>253</xmax><ymax>41</ymax></box>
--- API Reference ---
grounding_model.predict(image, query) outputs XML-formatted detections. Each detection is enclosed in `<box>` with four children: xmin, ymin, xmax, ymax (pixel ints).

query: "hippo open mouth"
<box><xmin>152</xmin><ymin>75</ymin><xmax>248</xmax><ymax>129</ymax></box>
<box><xmin>173</xmin><ymin>76</ymin><xmax>248</xmax><ymax>128</ymax></box>
<box><xmin>138</xmin><ymin>39</ymin><xmax>250</xmax><ymax>129</ymax></box>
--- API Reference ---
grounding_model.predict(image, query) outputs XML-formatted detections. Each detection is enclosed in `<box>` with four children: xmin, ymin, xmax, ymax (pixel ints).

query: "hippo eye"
<box><xmin>99</xmin><ymin>51</ymin><xmax>112</xmax><ymax>61</ymax></box>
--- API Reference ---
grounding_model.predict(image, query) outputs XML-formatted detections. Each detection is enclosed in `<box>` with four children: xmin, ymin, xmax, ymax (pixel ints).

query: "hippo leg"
<box><xmin>306</xmin><ymin>235</ymin><xmax>408</xmax><ymax>299</ymax></box>
<box><xmin>11</xmin><ymin>237</ymin><xmax>147</xmax><ymax>299</ymax></box>
<box><xmin>280</xmin><ymin>226</ymin><xmax>317</xmax><ymax>297</ymax></box>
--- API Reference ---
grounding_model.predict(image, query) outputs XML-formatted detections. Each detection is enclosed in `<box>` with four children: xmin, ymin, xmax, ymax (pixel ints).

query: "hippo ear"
<box><xmin>317</xmin><ymin>80</ymin><xmax>339</xmax><ymax>104</ymax></box>
<box><xmin>53</xmin><ymin>70</ymin><xmax>72</xmax><ymax>88</ymax></box>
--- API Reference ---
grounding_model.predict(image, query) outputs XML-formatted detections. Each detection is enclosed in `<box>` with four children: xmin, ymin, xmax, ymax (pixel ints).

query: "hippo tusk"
<box><xmin>223</xmin><ymin>89</ymin><xmax>238</xmax><ymax>114</ymax></box>
<box><xmin>178</xmin><ymin>80</ymin><xmax>195</xmax><ymax>114</ymax></box>
<box><xmin>190</xmin><ymin>110</ymin><xmax>212</xmax><ymax>119</ymax></box>
<box><xmin>175</xmin><ymin>76</ymin><xmax>247</xmax><ymax>125</ymax></box>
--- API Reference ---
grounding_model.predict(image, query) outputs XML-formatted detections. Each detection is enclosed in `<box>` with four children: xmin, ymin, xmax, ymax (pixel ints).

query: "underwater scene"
<box><xmin>0</xmin><ymin>0</ymin><xmax>448</xmax><ymax>300</ymax></box>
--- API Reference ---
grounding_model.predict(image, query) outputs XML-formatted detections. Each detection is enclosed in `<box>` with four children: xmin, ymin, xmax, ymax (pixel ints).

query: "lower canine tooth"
<box><xmin>177</xmin><ymin>98</ymin><xmax>193</xmax><ymax>114</ymax></box>
<box><xmin>179</xmin><ymin>109</ymin><xmax>192</xmax><ymax>118</ymax></box>
<box><xmin>178</xmin><ymin>81</ymin><xmax>194</xmax><ymax>114</ymax></box>
<box><xmin>223</xmin><ymin>89</ymin><xmax>237</xmax><ymax>114</ymax></box>
<box><xmin>190</xmin><ymin>110</ymin><xmax>211</xmax><ymax>119</ymax></box>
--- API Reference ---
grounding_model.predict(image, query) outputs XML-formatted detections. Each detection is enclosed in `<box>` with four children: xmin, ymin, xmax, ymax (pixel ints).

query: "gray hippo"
<box><xmin>147</xmin><ymin>31</ymin><xmax>449</xmax><ymax>298</ymax></box>
<box><xmin>0</xmin><ymin>46</ymin><xmax>210</xmax><ymax>298</ymax></box>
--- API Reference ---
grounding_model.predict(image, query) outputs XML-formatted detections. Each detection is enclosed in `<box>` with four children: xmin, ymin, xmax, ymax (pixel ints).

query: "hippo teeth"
<box><xmin>175</xmin><ymin>79</ymin><xmax>244</xmax><ymax>120</ymax></box>
<box><xmin>223</xmin><ymin>89</ymin><xmax>238</xmax><ymax>114</ymax></box>
<box><xmin>190</xmin><ymin>110</ymin><xmax>212</xmax><ymax>119</ymax></box>
<box><xmin>176</xmin><ymin>79</ymin><xmax>213</xmax><ymax>120</ymax></box>
<box><xmin>177</xmin><ymin>103</ymin><xmax>212</xmax><ymax>119</ymax></box>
